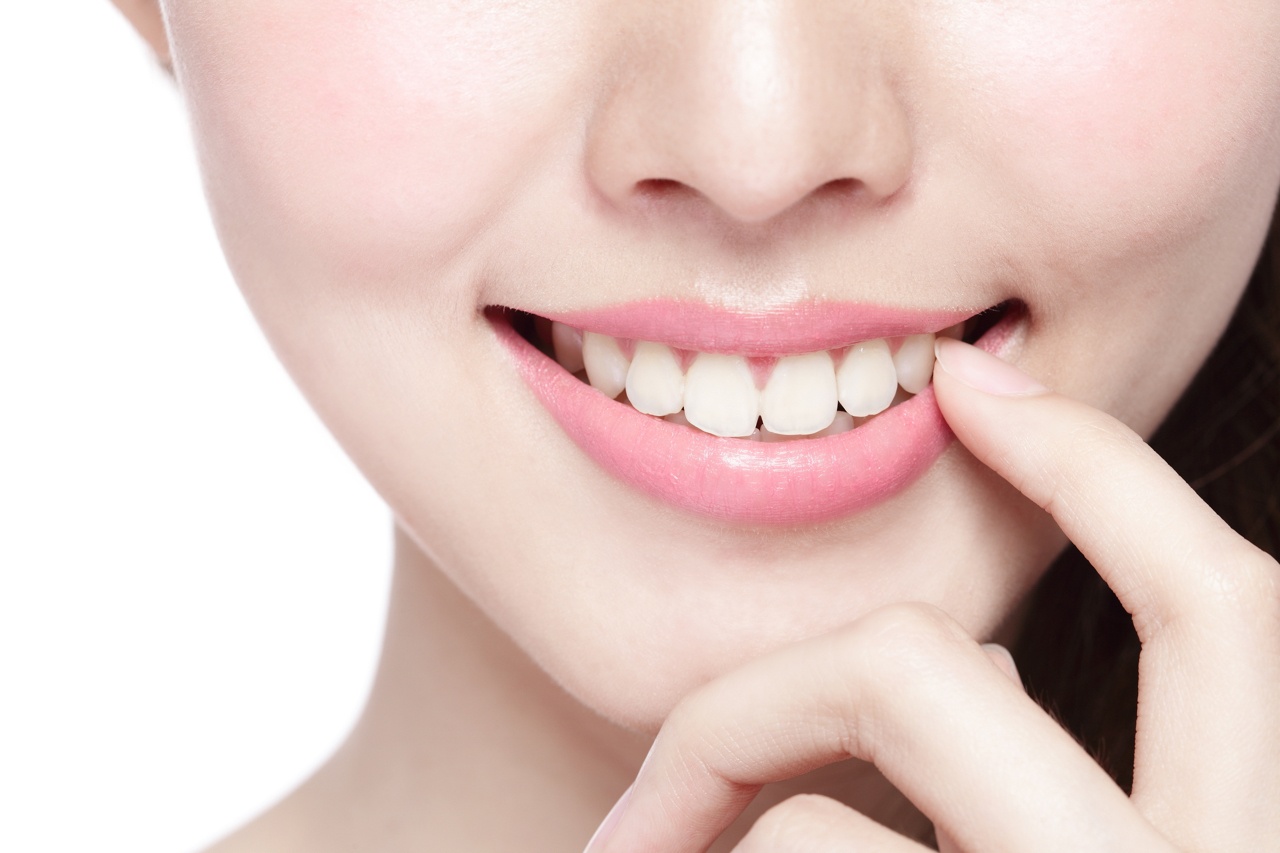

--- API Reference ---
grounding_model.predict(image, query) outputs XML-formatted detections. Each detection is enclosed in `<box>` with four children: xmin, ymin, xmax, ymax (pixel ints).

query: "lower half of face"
<box><xmin>165</xmin><ymin>0</ymin><xmax>1280</xmax><ymax>729</ymax></box>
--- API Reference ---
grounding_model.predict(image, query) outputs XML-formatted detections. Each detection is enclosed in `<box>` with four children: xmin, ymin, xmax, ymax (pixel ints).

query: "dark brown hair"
<box><xmin>1013</xmin><ymin>206</ymin><xmax>1280</xmax><ymax>791</ymax></box>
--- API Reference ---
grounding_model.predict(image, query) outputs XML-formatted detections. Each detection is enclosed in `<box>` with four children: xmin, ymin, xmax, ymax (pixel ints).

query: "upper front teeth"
<box><xmin>572</xmin><ymin>328</ymin><xmax>941</xmax><ymax>439</ymax></box>
<box><xmin>684</xmin><ymin>353</ymin><xmax>760</xmax><ymax>437</ymax></box>
<box><xmin>760</xmin><ymin>351</ymin><xmax>838</xmax><ymax>435</ymax></box>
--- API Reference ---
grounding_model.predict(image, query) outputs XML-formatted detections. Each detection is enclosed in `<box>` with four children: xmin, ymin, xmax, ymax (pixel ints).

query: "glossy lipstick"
<box><xmin>492</xmin><ymin>301</ymin><xmax>1017</xmax><ymax>525</ymax></box>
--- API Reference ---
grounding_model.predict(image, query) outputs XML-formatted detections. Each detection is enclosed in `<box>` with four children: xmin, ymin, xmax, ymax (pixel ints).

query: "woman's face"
<box><xmin>164</xmin><ymin>0</ymin><xmax>1280</xmax><ymax>729</ymax></box>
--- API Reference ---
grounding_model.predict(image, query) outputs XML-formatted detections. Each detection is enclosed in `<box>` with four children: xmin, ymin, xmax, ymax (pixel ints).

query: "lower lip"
<box><xmin>493</xmin><ymin>312</ymin><xmax>1018</xmax><ymax>525</ymax></box>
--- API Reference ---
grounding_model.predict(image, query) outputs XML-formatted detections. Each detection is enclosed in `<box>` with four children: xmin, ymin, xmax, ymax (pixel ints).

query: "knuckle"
<box><xmin>828</xmin><ymin>603</ymin><xmax>970</xmax><ymax>759</ymax></box>
<box><xmin>657</xmin><ymin>699</ymin><xmax>717</xmax><ymax>772</ymax></box>
<box><xmin>1150</xmin><ymin>545</ymin><xmax>1280</xmax><ymax>641</ymax></box>
<box><xmin>1212</xmin><ymin>547</ymin><xmax>1280</xmax><ymax>624</ymax></box>
<box><xmin>849</xmin><ymin>602</ymin><xmax>965</xmax><ymax>668</ymax></box>
<box><xmin>660</xmin><ymin>679</ymin><xmax>758</xmax><ymax>785</ymax></box>
<box><xmin>1238</xmin><ymin>547</ymin><xmax>1280</xmax><ymax>596</ymax></box>
<box><xmin>666</xmin><ymin>667</ymin><xmax>731</xmax><ymax>734</ymax></box>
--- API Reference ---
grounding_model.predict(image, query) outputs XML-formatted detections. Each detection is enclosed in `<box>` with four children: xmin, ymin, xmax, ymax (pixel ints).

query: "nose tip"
<box><xmin>591</xmin><ymin>117</ymin><xmax>913</xmax><ymax>227</ymax></box>
<box><xmin>631</xmin><ymin>175</ymin><xmax>889</xmax><ymax>228</ymax></box>
<box><xmin>634</xmin><ymin>177</ymin><xmax>873</xmax><ymax>227</ymax></box>
<box><xmin>586</xmin><ymin>2</ymin><xmax>915</xmax><ymax>227</ymax></box>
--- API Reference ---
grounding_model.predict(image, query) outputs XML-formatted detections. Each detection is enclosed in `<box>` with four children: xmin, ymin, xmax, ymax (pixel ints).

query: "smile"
<box><xmin>491</xmin><ymin>300</ymin><xmax>1022</xmax><ymax>525</ymax></box>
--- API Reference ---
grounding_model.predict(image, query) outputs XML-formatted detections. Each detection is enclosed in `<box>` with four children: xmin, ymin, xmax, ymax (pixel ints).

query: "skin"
<box><xmin>111</xmin><ymin>0</ymin><xmax>1280</xmax><ymax>850</ymax></box>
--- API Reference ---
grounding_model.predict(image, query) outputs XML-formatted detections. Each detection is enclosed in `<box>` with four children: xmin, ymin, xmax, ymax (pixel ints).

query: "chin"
<box><xmin>429</xmin><ymin>415</ymin><xmax>1069</xmax><ymax>734</ymax></box>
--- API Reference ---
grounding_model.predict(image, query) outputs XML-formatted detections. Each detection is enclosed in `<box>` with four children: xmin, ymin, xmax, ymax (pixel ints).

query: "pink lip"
<box><xmin>540</xmin><ymin>299</ymin><xmax>976</xmax><ymax>356</ymax></box>
<box><xmin>492</xmin><ymin>303</ymin><xmax>1018</xmax><ymax>525</ymax></box>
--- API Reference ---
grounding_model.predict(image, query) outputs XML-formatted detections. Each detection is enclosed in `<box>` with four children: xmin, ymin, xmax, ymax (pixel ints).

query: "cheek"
<box><xmin>927</xmin><ymin>1</ymin><xmax>1280</xmax><ymax>431</ymax></box>
<box><xmin>938</xmin><ymin>1</ymin><xmax>1280</xmax><ymax>253</ymax></box>
<box><xmin>168</xmin><ymin>0</ymin><xmax>578</xmax><ymax>285</ymax></box>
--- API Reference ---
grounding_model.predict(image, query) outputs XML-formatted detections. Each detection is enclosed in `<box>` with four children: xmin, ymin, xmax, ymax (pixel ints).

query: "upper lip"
<box><xmin>517</xmin><ymin>298</ymin><xmax>980</xmax><ymax>356</ymax></box>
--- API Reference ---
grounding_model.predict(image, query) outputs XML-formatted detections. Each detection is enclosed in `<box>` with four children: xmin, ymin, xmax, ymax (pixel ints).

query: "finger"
<box><xmin>933</xmin><ymin>644</ymin><xmax>1025</xmax><ymax>853</ymax></box>
<box><xmin>980</xmin><ymin>642</ymin><xmax>1021</xmax><ymax>687</ymax></box>
<box><xmin>935</xmin><ymin>826</ymin><xmax>962</xmax><ymax>853</ymax></box>
<box><xmin>933</xmin><ymin>786</ymin><xmax>965</xmax><ymax>853</ymax></box>
<box><xmin>587</xmin><ymin>604</ymin><xmax>1169</xmax><ymax>853</ymax></box>
<box><xmin>933</xmin><ymin>337</ymin><xmax>1280</xmax><ymax>846</ymax></box>
<box><xmin>936</xmin><ymin>643</ymin><xmax>1024</xmax><ymax>853</ymax></box>
<box><xmin>731</xmin><ymin>795</ymin><xmax>933</xmax><ymax>853</ymax></box>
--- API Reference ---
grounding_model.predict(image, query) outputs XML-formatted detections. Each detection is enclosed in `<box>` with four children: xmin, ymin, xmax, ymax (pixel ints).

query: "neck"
<box><xmin>241</xmin><ymin>526</ymin><xmax>934</xmax><ymax>852</ymax></box>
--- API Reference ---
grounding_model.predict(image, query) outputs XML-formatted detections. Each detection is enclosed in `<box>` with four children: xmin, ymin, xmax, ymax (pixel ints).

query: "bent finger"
<box><xmin>587</xmin><ymin>604</ymin><xmax>1168</xmax><ymax>853</ymax></box>
<box><xmin>930</xmin><ymin>643</ymin><xmax>1026</xmax><ymax>853</ymax></box>
<box><xmin>932</xmin><ymin>338</ymin><xmax>1280</xmax><ymax>844</ymax></box>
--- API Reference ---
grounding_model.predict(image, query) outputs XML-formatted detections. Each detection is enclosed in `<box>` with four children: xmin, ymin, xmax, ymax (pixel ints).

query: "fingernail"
<box><xmin>585</xmin><ymin>739</ymin><xmax>654</xmax><ymax>852</ymax></box>
<box><xmin>981</xmin><ymin>642</ymin><xmax>1023</xmax><ymax>688</ymax></box>
<box><xmin>583</xmin><ymin>784</ymin><xmax>632</xmax><ymax>853</ymax></box>
<box><xmin>934</xmin><ymin>338</ymin><xmax>1048</xmax><ymax>396</ymax></box>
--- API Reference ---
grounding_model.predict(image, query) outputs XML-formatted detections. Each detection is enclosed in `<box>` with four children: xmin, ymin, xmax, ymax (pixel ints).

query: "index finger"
<box><xmin>586</xmin><ymin>605</ymin><xmax>1163</xmax><ymax>853</ymax></box>
<box><xmin>931</xmin><ymin>337</ymin><xmax>1280</xmax><ymax>844</ymax></box>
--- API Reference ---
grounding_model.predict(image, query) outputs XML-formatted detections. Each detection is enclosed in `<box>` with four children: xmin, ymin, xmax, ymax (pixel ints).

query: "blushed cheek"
<box><xmin>168</xmin><ymin>0</ymin><xmax>579</xmax><ymax>287</ymax></box>
<box><xmin>938</xmin><ymin>1</ymin><xmax>1280</xmax><ymax>254</ymax></box>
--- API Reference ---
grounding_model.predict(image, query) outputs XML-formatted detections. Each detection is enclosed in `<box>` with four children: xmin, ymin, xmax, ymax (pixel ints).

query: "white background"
<box><xmin>1</xmin><ymin>6</ymin><xmax>392</xmax><ymax>852</ymax></box>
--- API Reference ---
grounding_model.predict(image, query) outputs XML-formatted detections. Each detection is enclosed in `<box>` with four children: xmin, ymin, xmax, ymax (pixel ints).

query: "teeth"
<box><xmin>552</xmin><ymin>321</ymin><xmax>960</xmax><ymax>439</ymax></box>
<box><xmin>551</xmin><ymin>321</ymin><xmax>585</xmax><ymax>373</ymax></box>
<box><xmin>683</xmin><ymin>353</ymin><xmax>760</xmax><ymax>437</ymax></box>
<box><xmin>625</xmin><ymin>342</ymin><xmax>685</xmax><ymax>416</ymax></box>
<box><xmin>836</xmin><ymin>339</ymin><xmax>898</xmax><ymax>417</ymax></box>
<box><xmin>759</xmin><ymin>351</ymin><xmax>837</xmax><ymax>435</ymax></box>
<box><xmin>891</xmin><ymin>333</ymin><xmax>937</xmax><ymax>395</ymax></box>
<box><xmin>582</xmin><ymin>332</ymin><xmax>631</xmax><ymax>399</ymax></box>
<box><xmin>818</xmin><ymin>410</ymin><xmax>856</xmax><ymax>437</ymax></box>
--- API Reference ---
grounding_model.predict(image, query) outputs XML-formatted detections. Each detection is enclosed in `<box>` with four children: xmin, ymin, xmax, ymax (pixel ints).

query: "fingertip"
<box><xmin>583</xmin><ymin>784</ymin><xmax>633</xmax><ymax>852</ymax></box>
<box><xmin>980</xmin><ymin>642</ymin><xmax>1024</xmax><ymax>689</ymax></box>
<box><xmin>933</xmin><ymin>338</ymin><xmax>1049</xmax><ymax>398</ymax></box>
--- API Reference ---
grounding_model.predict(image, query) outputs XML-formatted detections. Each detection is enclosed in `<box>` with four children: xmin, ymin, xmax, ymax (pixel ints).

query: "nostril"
<box><xmin>633</xmin><ymin>174</ymin><xmax>878</xmax><ymax>226</ymax></box>
<box><xmin>637</xmin><ymin>178</ymin><xmax>682</xmax><ymax>193</ymax></box>
<box><xmin>813</xmin><ymin>177</ymin><xmax>864</xmax><ymax>202</ymax></box>
<box><xmin>634</xmin><ymin>178</ymin><xmax>695</xmax><ymax>202</ymax></box>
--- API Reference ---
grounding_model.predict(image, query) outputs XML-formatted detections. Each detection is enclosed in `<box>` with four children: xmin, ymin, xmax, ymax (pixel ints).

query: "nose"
<box><xmin>586</xmin><ymin>0</ymin><xmax>915</xmax><ymax>226</ymax></box>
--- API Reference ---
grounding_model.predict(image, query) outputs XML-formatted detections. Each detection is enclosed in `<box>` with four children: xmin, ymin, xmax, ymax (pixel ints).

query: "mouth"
<box><xmin>489</xmin><ymin>299</ymin><xmax>1024</xmax><ymax>525</ymax></box>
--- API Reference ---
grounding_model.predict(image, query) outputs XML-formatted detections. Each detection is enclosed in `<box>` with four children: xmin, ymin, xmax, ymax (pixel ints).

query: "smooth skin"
<box><xmin>107</xmin><ymin>1</ymin><xmax>1280</xmax><ymax>850</ymax></box>
<box><xmin>588</xmin><ymin>338</ymin><xmax>1280</xmax><ymax>850</ymax></box>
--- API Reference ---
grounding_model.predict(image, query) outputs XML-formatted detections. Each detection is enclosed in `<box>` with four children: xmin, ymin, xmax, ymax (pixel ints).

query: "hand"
<box><xmin>585</xmin><ymin>338</ymin><xmax>1280</xmax><ymax>852</ymax></box>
